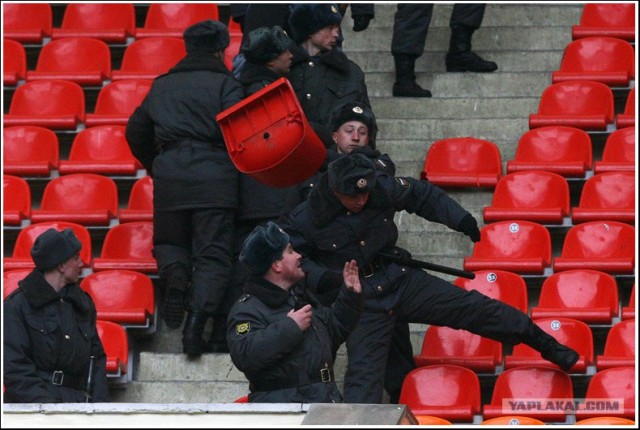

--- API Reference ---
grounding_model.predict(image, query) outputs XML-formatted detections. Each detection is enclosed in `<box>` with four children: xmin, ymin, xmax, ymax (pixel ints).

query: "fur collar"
<box><xmin>238</xmin><ymin>62</ymin><xmax>280</xmax><ymax>87</ymax></box>
<box><xmin>18</xmin><ymin>270</ymin><xmax>91</xmax><ymax>313</ymax></box>
<box><xmin>167</xmin><ymin>53</ymin><xmax>230</xmax><ymax>75</ymax></box>
<box><xmin>243</xmin><ymin>277</ymin><xmax>318</xmax><ymax>309</ymax></box>
<box><xmin>290</xmin><ymin>44</ymin><xmax>351</xmax><ymax>74</ymax></box>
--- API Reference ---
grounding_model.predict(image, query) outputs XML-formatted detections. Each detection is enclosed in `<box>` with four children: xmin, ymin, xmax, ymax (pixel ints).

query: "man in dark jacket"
<box><xmin>282</xmin><ymin>154</ymin><xmax>580</xmax><ymax>404</ymax></box>
<box><xmin>4</xmin><ymin>228</ymin><xmax>109</xmax><ymax>403</ymax></box>
<box><xmin>227</xmin><ymin>222</ymin><xmax>364</xmax><ymax>403</ymax></box>
<box><xmin>126</xmin><ymin>20</ymin><xmax>245</xmax><ymax>356</ymax></box>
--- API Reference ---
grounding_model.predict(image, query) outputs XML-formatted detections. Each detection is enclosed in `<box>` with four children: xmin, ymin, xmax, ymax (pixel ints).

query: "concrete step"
<box><xmin>370</xmin><ymin>97</ymin><xmax>540</xmax><ymax>119</ymax></box>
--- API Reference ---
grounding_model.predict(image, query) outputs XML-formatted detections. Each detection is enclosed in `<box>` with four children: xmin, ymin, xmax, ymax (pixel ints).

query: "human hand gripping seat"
<box><xmin>4</xmin><ymin>80</ymin><xmax>85</xmax><ymax>130</ymax></box>
<box><xmin>30</xmin><ymin>174</ymin><xmax>119</xmax><ymax>226</ymax></box>
<box><xmin>421</xmin><ymin>137</ymin><xmax>502</xmax><ymax>188</ymax></box>
<box><xmin>3</xmin><ymin>126</ymin><xmax>60</xmax><ymax>177</ymax></box>
<box><xmin>504</xmin><ymin>318</ymin><xmax>594</xmax><ymax>373</ymax></box>
<box><xmin>571</xmin><ymin>172</ymin><xmax>635</xmax><ymax>225</ymax></box>
<box><xmin>95</xmin><ymin>320</ymin><xmax>129</xmax><ymax>380</ymax></box>
<box><xmin>576</xmin><ymin>367</ymin><xmax>635</xmax><ymax>420</ymax></box>
<box><xmin>3</xmin><ymin>39</ymin><xmax>26</xmax><ymax>86</ymax></box>
<box><xmin>51</xmin><ymin>3</ymin><xmax>136</xmax><ymax>44</ymax></box>
<box><xmin>85</xmin><ymin>80</ymin><xmax>153</xmax><ymax>128</ymax></box>
<box><xmin>3</xmin><ymin>175</ymin><xmax>31</xmax><ymax>226</ymax></box>
<box><xmin>216</xmin><ymin>77</ymin><xmax>326</xmax><ymax>187</ymax></box>
<box><xmin>552</xmin><ymin>221</ymin><xmax>635</xmax><ymax>275</ymax></box>
<box><xmin>3</xmin><ymin>269</ymin><xmax>33</xmax><ymax>299</ymax></box>
<box><xmin>529</xmin><ymin>81</ymin><xmax>615</xmax><ymax>131</ymax></box>
<box><xmin>119</xmin><ymin>176</ymin><xmax>154</xmax><ymax>223</ymax></box>
<box><xmin>398</xmin><ymin>365</ymin><xmax>481</xmax><ymax>422</ymax></box>
<box><xmin>572</xmin><ymin>3</ymin><xmax>635</xmax><ymax>42</ymax></box>
<box><xmin>91</xmin><ymin>221</ymin><xmax>157</xmax><ymax>274</ymax></box>
<box><xmin>531</xmin><ymin>269</ymin><xmax>619</xmax><ymax>325</ymax></box>
<box><xmin>135</xmin><ymin>3</ymin><xmax>219</xmax><ymax>39</ymax></box>
<box><xmin>506</xmin><ymin>126</ymin><xmax>593</xmax><ymax>178</ymax></box>
<box><xmin>111</xmin><ymin>37</ymin><xmax>186</xmax><ymax>81</ymax></box>
<box><xmin>3</xmin><ymin>221</ymin><xmax>92</xmax><ymax>270</ymax></box>
<box><xmin>596</xmin><ymin>319</ymin><xmax>635</xmax><ymax>370</ymax></box>
<box><xmin>616</xmin><ymin>87</ymin><xmax>635</xmax><ymax>129</ymax></box>
<box><xmin>463</xmin><ymin>221</ymin><xmax>552</xmax><ymax>275</ymax></box>
<box><xmin>3</xmin><ymin>3</ymin><xmax>52</xmax><ymax>44</ymax></box>
<box><xmin>594</xmin><ymin>126</ymin><xmax>635</xmax><ymax>174</ymax></box>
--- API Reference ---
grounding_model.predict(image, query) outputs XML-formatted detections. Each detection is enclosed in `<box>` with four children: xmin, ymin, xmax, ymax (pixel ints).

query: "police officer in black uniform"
<box><xmin>282</xmin><ymin>154</ymin><xmax>580</xmax><ymax>404</ymax></box>
<box><xmin>227</xmin><ymin>222</ymin><xmax>364</xmax><ymax>403</ymax></box>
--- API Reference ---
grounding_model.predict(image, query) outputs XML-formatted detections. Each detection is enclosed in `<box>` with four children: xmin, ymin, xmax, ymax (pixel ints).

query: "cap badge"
<box><xmin>331</xmin><ymin>5</ymin><xmax>338</xmax><ymax>13</ymax></box>
<box><xmin>357</xmin><ymin>178</ymin><xmax>368</xmax><ymax>189</ymax></box>
<box><xmin>352</xmin><ymin>106</ymin><xmax>363</xmax><ymax>114</ymax></box>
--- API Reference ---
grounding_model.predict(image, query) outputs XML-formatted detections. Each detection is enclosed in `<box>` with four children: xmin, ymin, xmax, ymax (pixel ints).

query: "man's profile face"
<box><xmin>279</xmin><ymin>243</ymin><xmax>305</xmax><ymax>283</ymax></box>
<box><xmin>267</xmin><ymin>50</ymin><xmax>294</xmax><ymax>75</ymax></box>
<box><xmin>60</xmin><ymin>252</ymin><xmax>83</xmax><ymax>284</ymax></box>
<box><xmin>308</xmin><ymin>23</ymin><xmax>340</xmax><ymax>52</ymax></box>
<box><xmin>334</xmin><ymin>191</ymin><xmax>369</xmax><ymax>213</ymax></box>
<box><xmin>332</xmin><ymin>120</ymin><xmax>369</xmax><ymax>154</ymax></box>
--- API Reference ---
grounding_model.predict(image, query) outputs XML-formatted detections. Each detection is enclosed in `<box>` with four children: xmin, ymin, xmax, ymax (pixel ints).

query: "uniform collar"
<box><xmin>18</xmin><ymin>269</ymin><xmax>90</xmax><ymax>312</ymax></box>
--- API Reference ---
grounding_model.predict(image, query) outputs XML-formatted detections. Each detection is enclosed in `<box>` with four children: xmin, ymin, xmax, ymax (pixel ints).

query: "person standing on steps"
<box><xmin>391</xmin><ymin>3</ymin><xmax>498</xmax><ymax>97</ymax></box>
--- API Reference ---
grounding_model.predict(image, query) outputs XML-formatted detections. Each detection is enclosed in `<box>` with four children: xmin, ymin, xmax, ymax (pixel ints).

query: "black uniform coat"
<box><xmin>227</xmin><ymin>278</ymin><xmax>363</xmax><ymax>403</ymax></box>
<box><xmin>125</xmin><ymin>53</ymin><xmax>245</xmax><ymax>211</ymax></box>
<box><xmin>3</xmin><ymin>270</ymin><xmax>109</xmax><ymax>403</ymax></box>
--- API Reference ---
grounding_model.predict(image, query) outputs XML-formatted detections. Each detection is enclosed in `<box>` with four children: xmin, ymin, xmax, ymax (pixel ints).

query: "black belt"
<box><xmin>250</xmin><ymin>364</ymin><xmax>335</xmax><ymax>392</ymax></box>
<box><xmin>37</xmin><ymin>369</ymin><xmax>86</xmax><ymax>391</ymax></box>
<box><xmin>359</xmin><ymin>260</ymin><xmax>386</xmax><ymax>278</ymax></box>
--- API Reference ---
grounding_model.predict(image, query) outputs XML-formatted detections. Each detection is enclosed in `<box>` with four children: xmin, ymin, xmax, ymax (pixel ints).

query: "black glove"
<box><xmin>458</xmin><ymin>214</ymin><xmax>481</xmax><ymax>242</ymax></box>
<box><xmin>352</xmin><ymin>15</ymin><xmax>372</xmax><ymax>32</ymax></box>
<box><xmin>318</xmin><ymin>270</ymin><xmax>343</xmax><ymax>293</ymax></box>
<box><xmin>388</xmin><ymin>246</ymin><xmax>413</xmax><ymax>265</ymax></box>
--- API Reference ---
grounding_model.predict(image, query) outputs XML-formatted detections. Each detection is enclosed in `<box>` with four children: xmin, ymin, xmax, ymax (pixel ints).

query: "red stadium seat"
<box><xmin>96</xmin><ymin>320</ymin><xmax>129</xmax><ymax>378</ymax></box>
<box><xmin>596</xmin><ymin>319</ymin><xmax>635</xmax><ymax>370</ymax></box>
<box><xmin>119</xmin><ymin>176</ymin><xmax>154</xmax><ymax>223</ymax></box>
<box><xmin>483</xmin><ymin>171</ymin><xmax>570</xmax><ymax>225</ymax></box>
<box><xmin>225</xmin><ymin>18</ymin><xmax>243</xmax><ymax>70</ymax></box>
<box><xmin>572</xmin><ymin>3</ymin><xmax>635</xmax><ymax>42</ymax></box>
<box><xmin>136</xmin><ymin>3</ymin><xmax>219</xmax><ymax>39</ymax></box>
<box><xmin>399</xmin><ymin>365</ymin><xmax>481</xmax><ymax>422</ymax></box>
<box><xmin>531</xmin><ymin>269</ymin><xmax>619</xmax><ymax>325</ymax></box>
<box><xmin>616</xmin><ymin>87</ymin><xmax>635</xmax><ymax>129</ymax></box>
<box><xmin>51</xmin><ymin>3</ymin><xmax>136</xmax><ymax>43</ymax></box>
<box><xmin>3</xmin><ymin>126</ymin><xmax>60</xmax><ymax>177</ymax></box>
<box><xmin>4</xmin><ymin>80</ymin><xmax>85</xmax><ymax>130</ymax></box>
<box><xmin>81</xmin><ymin>270</ymin><xmax>155</xmax><ymax>330</ymax></box>
<box><xmin>3</xmin><ymin>222</ymin><xmax>92</xmax><ymax>270</ymax></box>
<box><xmin>3</xmin><ymin>269</ymin><xmax>32</xmax><ymax>299</ymax></box>
<box><xmin>233</xmin><ymin>395</ymin><xmax>249</xmax><ymax>403</ymax></box>
<box><xmin>594</xmin><ymin>126</ymin><xmax>635</xmax><ymax>174</ymax></box>
<box><xmin>621</xmin><ymin>284</ymin><xmax>635</xmax><ymax>320</ymax></box>
<box><xmin>506</xmin><ymin>126</ymin><xmax>593</xmax><ymax>178</ymax></box>
<box><xmin>85</xmin><ymin>80</ymin><xmax>153</xmax><ymax>127</ymax></box>
<box><xmin>463</xmin><ymin>221</ymin><xmax>552</xmax><ymax>275</ymax></box>
<box><xmin>3</xmin><ymin>175</ymin><xmax>31</xmax><ymax>226</ymax></box>
<box><xmin>453</xmin><ymin>269</ymin><xmax>528</xmax><ymax>313</ymax></box>
<box><xmin>30</xmin><ymin>174</ymin><xmax>119</xmax><ymax>226</ymax></box>
<box><xmin>3</xmin><ymin>39</ymin><xmax>26</xmax><ymax>86</ymax></box>
<box><xmin>26</xmin><ymin>37</ymin><xmax>111</xmax><ymax>86</ymax></box>
<box><xmin>551</xmin><ymin>37</ymin><xmax>635</xmax><ymax>87</ymax></box>
<box><xmin>92</xmin><ymin>222</ymin><xmax>157</xmax><ymax>273</ymax></box>
<box><xmin>58</xmin><ymin>125</ymin><xmax>143</xmax><ymax>176</ymax></box>
<box><xmin>112</xmin><ymin>37</ymin><xmax>186</xmax><ymax>81</ymax></box>
<box><xmin>414</xmin><ymin>326</ymin><xmax>503</xmax><ymax>373</ymax></box>
<box><xmin>482</xmin><ymin>366</ymin><xmax>574</xmax><ymax>422</ymax></box>
<box><xmin>421</xmin><ymin>137</ymin><xmax>502</xmax><ymax>188</ymax></box>
<box><xmin>529</xmin><ymin>81</ymin><xmax>615</xmax><ymax>131</ymax></box>
<box><xmin>3</xmin><ymin>3</ymin><xmax>52</xmax><ymax>44</ymax></box>
<box><xmin>505</xmin><ymin>318</ymin><xmax>594</xmax><ymax>373</ymax></box>
<box><xmin>553</xmin><ymin>221</ymin><xmax>635</xmax><ymax>275</ymax></box>
<box><xmin>571</xmin><ymin>172</ymin><xmax>635</xmax><ymax>224</ymax></box>
<box><xmin>481</xmin><ymin>416</ymin><xmax>545</xmax><ymax>425</ymax></box>
<box><xmin>576</xmin><ymin>367</ymin><xmax>635</xmax><ymax>420</ymax></box>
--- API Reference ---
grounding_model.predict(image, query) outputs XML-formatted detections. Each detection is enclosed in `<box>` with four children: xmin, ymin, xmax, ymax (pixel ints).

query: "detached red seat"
<box><xmin>4</xmin><ymin>80</ymin><xmax>85</xmax><ymax>130</ymax></box>
<box><xmin>616</xmin><ymin>87</ymin><xmax>635</xmax><ymax>129</ymax></box>
<box><xmin>506</xmin><ymin>126</ymin><xmax>593</xmax><ymax>178</ymax></box>
<box><xmin>553</xmin><ymin>221</ymin><xmax>635</xmax><ymax>275</ymax></box>
<box><xmin>453</xmin><ymin>269</ymin><xmax>528</xmax><ymax>313</ymax></box>
<box><xmin>594</xmin><ymin>126</ymin><xmax>635</xmax><ymax>174</ymax></box>
<box><xmin>571</xmin><ymin>172</ymin><xmax>635</xmax><ymax>225</ymax></box>
<box><xmin>504</xmin><ymin>318</ymin><xmax>594</xmax><ymax>373</ymax></box>
<box><xmin>119</xmin><ymin>176</ymin><xmax>154</xmax><ymax>223</ymax></box>
<box><xmin>136</xmin><ymin>3</ymin><xmax>219</xmax><ymax>39</ymax></box>
<box><xmin>112</xmin><ymin>37</ymin><xmax>186</xmax><ymax>81</ymax></box>
<box><xmin>3</xmin><ymin>126</ymin><xmax>60</xmax><ymax>177</ymax></box>
<box><xmin>529</xmin><ymin>81</ymin><xmax>615</xmax><ymax>131</ymax></box>
<box><xmin>3</xmin><ymin>269</ymin><xmax>32</xmax><ymax>299</ymax></box>
<box><xmin>576</xmin><ymin>367</ymin><xmax>635</xmax><ymax>420</ymax></box>
<box><xmin>3</xmin><ymin>39</ymin><xmax>26</xmax><ymax>86</ymax></box>
<box><xmin>3</xmin><ymin>3</ymin><xmax>52</xmax><ymax>44</ymax></box>
<box><xmin>621</xmin><ymin>284</ymin><xmax>635</xmax><ymax>320</ymax></box>
<box><xmin>3</xmin><ymin>175</ymin><xmax>31</xmax><ymax>226</ymax></box>
<box><xmin>51</xmin><ymin>3</ymin><xmax>136</xmax><ymax>43</ymax></box>
<box><xmin>85</xmin><ymin>80</ymin><xmax>153</xmax><ymax>127</ymax></box>
<box><xmin>572</xmin><ymin>3</ymin><xmax>635</xmax><ymax>41</ymax></box>
<box><xmin>463</xmin><ymin>221</ymin><xmax>552</xmax><ymax>275</ymax></box>
<box><xmin>421</xmin><ymin>137</ymin><xmax>502</xmax><ymax>188</ymax></box>
<box><xmin>4</xmin><ymin>222</ymin><xmax>92</xmax><ymax>270</ymax></box>
<box><xmin>92</xmin><ymin>222</ymin><xmax>157</xmax><ymax>273</ymax></box>
<box><xmin>59</xmin><ymin>125</ymin><xmax>143</xmax><ymax>176</ymax></box>
<box><xmin>596</xmin><ymin>319</ymin><xmax>635</xmax><ymax>370</ymax></box>
<box><xmin>531</xmin><ymin>269</ymin><xmax>619</xmax><ymax>325</ymax></box>
<box><xmin>96</xmin><ymin>320</ymin><xmax>129</xmax><ymax>378</ymax></box>
<box><xmin>399</xmin><ymin>365</ymin><xmax>481</xmax><ymax>422</ymax></box>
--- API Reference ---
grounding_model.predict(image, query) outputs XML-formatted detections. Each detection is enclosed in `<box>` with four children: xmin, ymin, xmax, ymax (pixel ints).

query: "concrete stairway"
<box><xmin>109</xmin><ymin>3</ymin><xmax>586</xmax><ymax>404</ymax></box>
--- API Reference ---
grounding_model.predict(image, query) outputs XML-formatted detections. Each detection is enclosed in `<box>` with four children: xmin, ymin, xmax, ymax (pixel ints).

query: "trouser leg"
<box><xmin>446</xmin><ymin>4</ymin><xmax>497</xmax><ymax>72</ymax></box>
<box><xmin>384</xmin><ymin>321</ymin><xmax>416</xmax><ymax>404</ymax></box>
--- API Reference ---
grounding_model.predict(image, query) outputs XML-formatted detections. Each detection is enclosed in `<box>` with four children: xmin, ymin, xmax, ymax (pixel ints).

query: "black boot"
<box><xmin>162</xmin><ymin>263</ymin><xmax>189</xmax><ymax>329</ymax></box>
<box><xmin>446</xmin><ymin>27</ymin><xmax>498</xmax><ymax>73</ymax></box>
<box><xmin>182</xmin><ymin>310</ymin><xmax>209</xmax><ymax>357</ymax></box>
<box><xmin>205</xmin><ymin>315</ymin><xmax>229</xmax><ymax>353</ymax></box>
<box><xmin>524</xmin><ymin>323</ymin><xmax>579</xmax><ymax>372</ymax></box>
<box><xmin>392</xmin><ymin>54</ymin><xmax>432</xmax><ymax>98</ymax></box>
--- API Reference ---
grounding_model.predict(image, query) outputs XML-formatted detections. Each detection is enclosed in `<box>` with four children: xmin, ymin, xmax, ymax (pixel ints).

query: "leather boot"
<box><xmin>392</xmin><ymin>54</ymin><xmax>432</xmax><ymax>98</ymax></box>
<box><xmin>182</xmin><ymin>310</ymin><xmax>209</xmax><ymax>357</ymax></box>
<box><xmin>205</xmin><ymin>315</ymin><xmax>229</xmax><ymax>353</ymax></box>
<box><xmin>162</xmin><ymin>263</ymin><xmax>189</xmax><ymax>329</ymax></box>
<box><xmin>446</xmin><ymin>27</ymin><xmax>498</xmax><ymax>73</ymax></box>
<box><xmin>524</xmin><ymin>323</ymin><xmax>579</xmax><ymax>372</ymax></box>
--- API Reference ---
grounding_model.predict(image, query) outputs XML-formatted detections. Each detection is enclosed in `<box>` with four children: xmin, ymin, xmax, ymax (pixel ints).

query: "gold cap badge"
<box><xmin>352</xmin><ymin>106</ymin><xmax>363</xmax><ymax>114</ymax></box>
<box><xmin>357</xmin><ymin>178</ymin><xmax>368</xmax><ymax>189</ymax></box>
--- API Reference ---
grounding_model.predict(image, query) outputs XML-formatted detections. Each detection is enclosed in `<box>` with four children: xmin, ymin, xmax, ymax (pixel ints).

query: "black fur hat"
<box><xmin>328</xmin><ymin>153</ymin><xmax>376</xmax><ymax>195</ymax></box>
<box><xmin>183</xmin><ymin>19</ymin><xmax>230</xmax><ymax>54</ymax></box>
<box><xmin>288</xmin><ymin>4</ymin><xmax>342</xmax><ymax>43</ymax></box>
<box><xmin>240</xmin><ymin>222</ymin><xmax>290</xmax><ymax>275</ymax></box>
<box><xmin>31</xmin><ymin>228</ymin><xmax>82</xmax><ymax>271</ymax></box>
<box><xmin>329</xmin><ymin>101</ymin><xmax>378</xmax><ymax>148</ymax></box>
<box><xmin>241</xmin><ymin>26</ymin><xmax>293</xmax><ymax>64</ymax></box>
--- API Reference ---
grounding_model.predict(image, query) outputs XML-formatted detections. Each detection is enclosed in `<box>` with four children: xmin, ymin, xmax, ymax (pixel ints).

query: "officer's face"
<box><xmin>267</xmin><ymin>50</ymin><xmax>294</xmax><ymax>75</ymax></box>
<box><xmin>279</xmin><ymin>243</ymin><xmax>305</xmax><ymax>284</ymax></box>
<box><xmin>59</xmin><ymin>252</ymin><xmax>83</xmax><ymax>284</ymax></box>
<box><xmin>332</xmin><ymin>121</ymin><xmax>369</xmax><ymax>154</ymax></box>
<box><xmin>334</xmin><ymin>191</ymin><xmax>370</xmax><ymax>213</ymax></box>
<box><xmin>308</xmin><ymin>23</ymin><xmax>340</xmax><ymax>52</ymax></box>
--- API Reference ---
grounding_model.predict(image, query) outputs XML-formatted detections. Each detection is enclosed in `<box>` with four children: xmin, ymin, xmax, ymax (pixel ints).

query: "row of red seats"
<box><xmin>399</xmin><ymin>365</ymin><xmax>635</xmax><ymax>423</ymax></box>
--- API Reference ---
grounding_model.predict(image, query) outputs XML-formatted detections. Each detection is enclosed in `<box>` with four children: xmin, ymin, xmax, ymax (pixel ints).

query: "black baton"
<box><xmin>378</xmin><ymin>252</ymin><xmax>476</xmax><ymax>279</ymax></box>
<box><xmin>85</xmin><ymin>355</ymin><xmax>95</xmax><ymax>403</ymax></box>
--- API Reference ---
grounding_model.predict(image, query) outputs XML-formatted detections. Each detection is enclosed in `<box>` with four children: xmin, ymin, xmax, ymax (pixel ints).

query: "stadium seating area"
<box><xmin>2</xmin><ymin>2</ymin><xmax>636</xmax><ymax>423</ymax></box>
